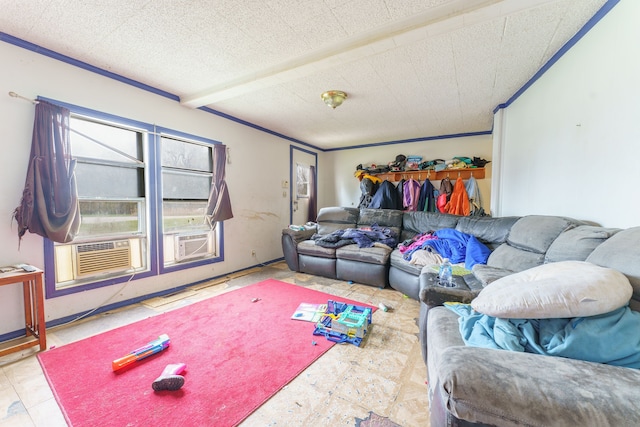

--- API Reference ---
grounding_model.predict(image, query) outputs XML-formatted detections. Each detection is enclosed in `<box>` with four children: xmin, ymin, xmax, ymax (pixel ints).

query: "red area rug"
<box><xmin>38</xmin><ymin>279</ymin><xmax>371</xmax><ymax>426</ymax></box>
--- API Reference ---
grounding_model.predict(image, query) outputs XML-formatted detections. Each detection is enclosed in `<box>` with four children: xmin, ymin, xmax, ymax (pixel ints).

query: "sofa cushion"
<box><xmin>471</xmin><ymin>264</ymin><xmax>515</xmax><ymax>286</ymax></box>
<box><xmin>455</xmin><ymin>216</ymin><xmax>520</xmax><ymax>249</ymax></box>
<box><xmin>357</xmin><ymin>208</ymin><xmax>403</xmax><ymax>238</ymax></box>
<box><xmin>587</xmin><ymin>226</ymin><xmax>640</xmax><ymax>311</ymax></box>
<box><xmin>296</xmin><ymin>240</ymin><xmax>336</xmax><ymax>258</ymax></box>
<box><xmin>545</xmin><ymin>225</ymin><xmax>620</xmax><ymax>263</ymax></box>
<box><xmin>336</xmin><ymin>244</ymin><xmax>391</xmax><ymax>266</ymax></box>
<box><xmin>389</xmin><ymin>249</ymin><xmax>423</xmax><ymax>275</ymax></box>
<box><xmin>471</xmin><ymin>261</ymin><xmax>633</xmax><ymax>319</ymax></box>
<box><xmin>507</xmin><ymin>215</ymin><xmax>581</xmax><ymax>254</ymax></box>
<box><xmin>486</xmin><ymin>242</ymin><xmax>545</xmax><ymax>272</ymax></box>
<box><xmin>316</xmin><ymin>207</ymin><xmax>359</xmax><ymax>235</ymax></box>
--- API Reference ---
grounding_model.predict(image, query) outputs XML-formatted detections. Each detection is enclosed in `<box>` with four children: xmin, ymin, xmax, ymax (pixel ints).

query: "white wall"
<box><xmin>495</xmin><ymin>0</ymin><xmax>640</xmax><ymax>228</ymax></box>
<box><xmin>326</xmin><ymin>135</ymin><xmax>493</xmax><ymax>212</ymax></box>
<box><xmin>0</xmin><ymin>41</ymin><xmax>320</xmax><ymax>335</ymax></box>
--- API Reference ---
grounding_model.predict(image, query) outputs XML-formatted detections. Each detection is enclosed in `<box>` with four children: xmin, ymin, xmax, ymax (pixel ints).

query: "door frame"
<box><xmin>289</xmin><ymin>145</ymin><xmax>318</xmax><ymax>225</ymax></box>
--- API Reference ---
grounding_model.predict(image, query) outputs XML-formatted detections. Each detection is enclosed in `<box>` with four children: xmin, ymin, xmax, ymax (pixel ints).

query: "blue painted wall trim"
<box><xmin>0</xmin><ymin>32</ymin><xmax>179</xmax><ymax>102</ymax></box>
<box><xmin>197</xmin><ymin>106</ymin><xmax>319</xmax><ymax>151</ymax></box>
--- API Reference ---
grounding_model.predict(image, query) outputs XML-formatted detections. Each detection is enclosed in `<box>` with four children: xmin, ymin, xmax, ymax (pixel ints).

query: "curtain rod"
<box><xmin>8</xmin><ymin>91</ymin><xmax>38</xmax><ymax>104</ymax></box>
<box><xmin>8</xmin><ymin>91</ymin><xmax>234</xmax><ymax>162</ymax></box>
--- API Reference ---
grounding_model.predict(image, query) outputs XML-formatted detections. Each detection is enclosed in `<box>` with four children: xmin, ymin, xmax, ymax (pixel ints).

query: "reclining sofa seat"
<box><xmin>283</xmin><ymin>206</ymin><xmax>359</xmax><ymax>280</ymax></box>
<box><xmin>335</xmin><ymin>208</ymin><xmax>403</xmax><ymax>287</ymax></box>
<box><xmin>388</xmin><ymin>211</ymin><xmax>460</xmax><ymax>299</ymax></box>
<box><xmin>389</xmin><ymin>213</ymin><xmax>519</xmax><ymax>300</ymax></box>
<box><xmin>282</xmin><ymin>207</ymin><xmax>403</xmax><ymax>288</ymax></box>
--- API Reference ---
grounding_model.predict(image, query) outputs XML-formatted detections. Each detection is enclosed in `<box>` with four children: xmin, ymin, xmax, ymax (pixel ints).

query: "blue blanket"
<box><xmin>445</xmin><ymin>303</ymin><xmax>640</xmax><ymax>369</ymax></box>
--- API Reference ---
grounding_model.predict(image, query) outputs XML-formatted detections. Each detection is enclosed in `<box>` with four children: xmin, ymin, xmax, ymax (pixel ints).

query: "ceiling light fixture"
<box><xmin>321</xmin><ymin>90</ymin><xmax>347</xmax><ymax>109</ymax></box>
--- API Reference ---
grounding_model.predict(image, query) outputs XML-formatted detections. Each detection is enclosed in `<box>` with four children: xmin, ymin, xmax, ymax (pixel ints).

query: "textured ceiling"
<box><xmin>0</xmin><ymin>0</ymin><xmax>608</xmax><ymax>150</ymax></box>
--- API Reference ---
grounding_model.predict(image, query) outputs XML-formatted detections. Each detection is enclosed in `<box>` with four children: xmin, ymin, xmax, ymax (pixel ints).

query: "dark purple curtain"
<box><xmin>206</xmin><ymin>144</ymin><xmax>233</xmax><ymax>227</ymax></box>
<box><xmin>307</xmin><ymin>165</ymin><xmax>317</xmax><ymax>222</ymax></box>
<box><xmin>14</xmin><ymin>100</ymin><xmax>80</xmax><ymax>244</ymax></box>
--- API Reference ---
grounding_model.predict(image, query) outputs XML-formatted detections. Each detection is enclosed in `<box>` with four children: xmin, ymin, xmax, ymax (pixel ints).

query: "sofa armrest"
<box><xmin>428</xmin><ymin>308</ymin><xmax>640</xmax><ymax>427</ymax></box>
<box><xmin>282</xmin><ymin>227</ymin><xmax>316</xmax><ymax>243</ymax></box>
<box><xmin>419</xmin><ymin>270</ymin><xmax>483</xmax><ymax>308</ymax></box>
<box><xmin>281</xmin><ymin>228</ymin><xmax>316</xmax><ymax>271</ymax></box>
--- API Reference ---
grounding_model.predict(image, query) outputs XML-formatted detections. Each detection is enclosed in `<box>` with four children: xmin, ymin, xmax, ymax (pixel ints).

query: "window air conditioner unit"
<box><xmin>75</xmin><ymin>240</ymin><xmax>132</xmax><ymax>277</ymax></box>
<box><xmin>175</xmin><ymin>232</ymin><xmax>210</xmax><ymax>261</ymax></box>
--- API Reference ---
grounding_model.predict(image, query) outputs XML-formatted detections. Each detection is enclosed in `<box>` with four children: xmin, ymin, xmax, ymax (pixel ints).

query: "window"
<box><xmin>160</xmin><ymin>134</ymin><xmax>218</xmax><ymax>266</ymax></box>
<box><xmin>42</xmin><ymin>100</ymin><xmax>225</xmax><ymax>296</ymax></box>
<box><xmin>52</xmin><ymin>115</ymin><xmax>149</xmax><ymax>289</ymax></box>
<box><xmin>296</xmin><ymin>162</ymin><xmax>310</xmax><ymax>198</ymax></box>
<box><xmin>72</xmin><ymin>117</ymin><xmax>146</xmax><ymax>237</ymax></box>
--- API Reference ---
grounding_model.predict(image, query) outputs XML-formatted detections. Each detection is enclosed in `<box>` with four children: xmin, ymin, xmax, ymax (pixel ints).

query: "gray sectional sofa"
<box><xmin>281</xmin><ymin>206</ymin><xmax>519</xmax><ymax>299</ymax></box>
<box><xmin>282</xmin><ymin>206</ymin><xmax>640</xmax><ymax>426</ymax></box>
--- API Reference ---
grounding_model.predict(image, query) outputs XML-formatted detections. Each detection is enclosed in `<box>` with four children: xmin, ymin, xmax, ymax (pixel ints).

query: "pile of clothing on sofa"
<box><xmin>398</xmin><ymin>228</ymin><xmax>491</xmax><ymax>270</ymax></box>
<box><xmin>312</xmin><ymin>224</ymin><xmax>398</xmax><ymax>249</ymax></box>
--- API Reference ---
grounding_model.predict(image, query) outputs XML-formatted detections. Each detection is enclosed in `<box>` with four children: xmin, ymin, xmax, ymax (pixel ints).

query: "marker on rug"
<box><xmin>112</xmin><ymin>334</ymin><xmax>171</xmax><ymax>372</ymax></box>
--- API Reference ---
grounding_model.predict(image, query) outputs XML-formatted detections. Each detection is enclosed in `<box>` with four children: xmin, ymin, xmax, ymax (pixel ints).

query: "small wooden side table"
<box><xmin>0</xmin><ymin>269</ymin><xmax>46</xmax><ymax>357</ymax></box>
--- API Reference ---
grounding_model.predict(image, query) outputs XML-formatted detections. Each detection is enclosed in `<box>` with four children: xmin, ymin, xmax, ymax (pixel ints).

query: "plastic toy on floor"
<box><xmin>152</xmin><ymin>363</ymin><xmax>187</xmax><ymax>391</ymax></box>
<box><xmin>313</xmin><ymin>300</ymin><xmax>372</xmax><ymax>347</ymax></box>
<box><xmin>111</xmin><ymin>334</ymin><xmax>171</xmax><ymax>372</ymax></box>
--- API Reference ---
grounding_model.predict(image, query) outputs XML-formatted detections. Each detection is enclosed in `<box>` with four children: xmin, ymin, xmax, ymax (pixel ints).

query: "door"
<box><xmin>291</xmin><ymin>146</ymin><xmax>317</xmax><ymax>226</ymax></box>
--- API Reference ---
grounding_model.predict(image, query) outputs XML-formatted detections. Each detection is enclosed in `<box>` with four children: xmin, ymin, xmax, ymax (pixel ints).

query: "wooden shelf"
<box><xmin>371</xmin><ymin>167</ymin><xmax>485</xmax><ymax>182</ymax></box>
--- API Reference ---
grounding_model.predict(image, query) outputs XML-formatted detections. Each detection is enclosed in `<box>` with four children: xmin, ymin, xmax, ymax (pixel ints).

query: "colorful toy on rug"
<box><xmin>313</xmin><ymin>300</ymin><xmax>372</xmax><ymax>346</ymax></box>
<box><xmin>112</xmin><ymin>334</ymin><xmax>171</xmax><ymax>371</ymax></box>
